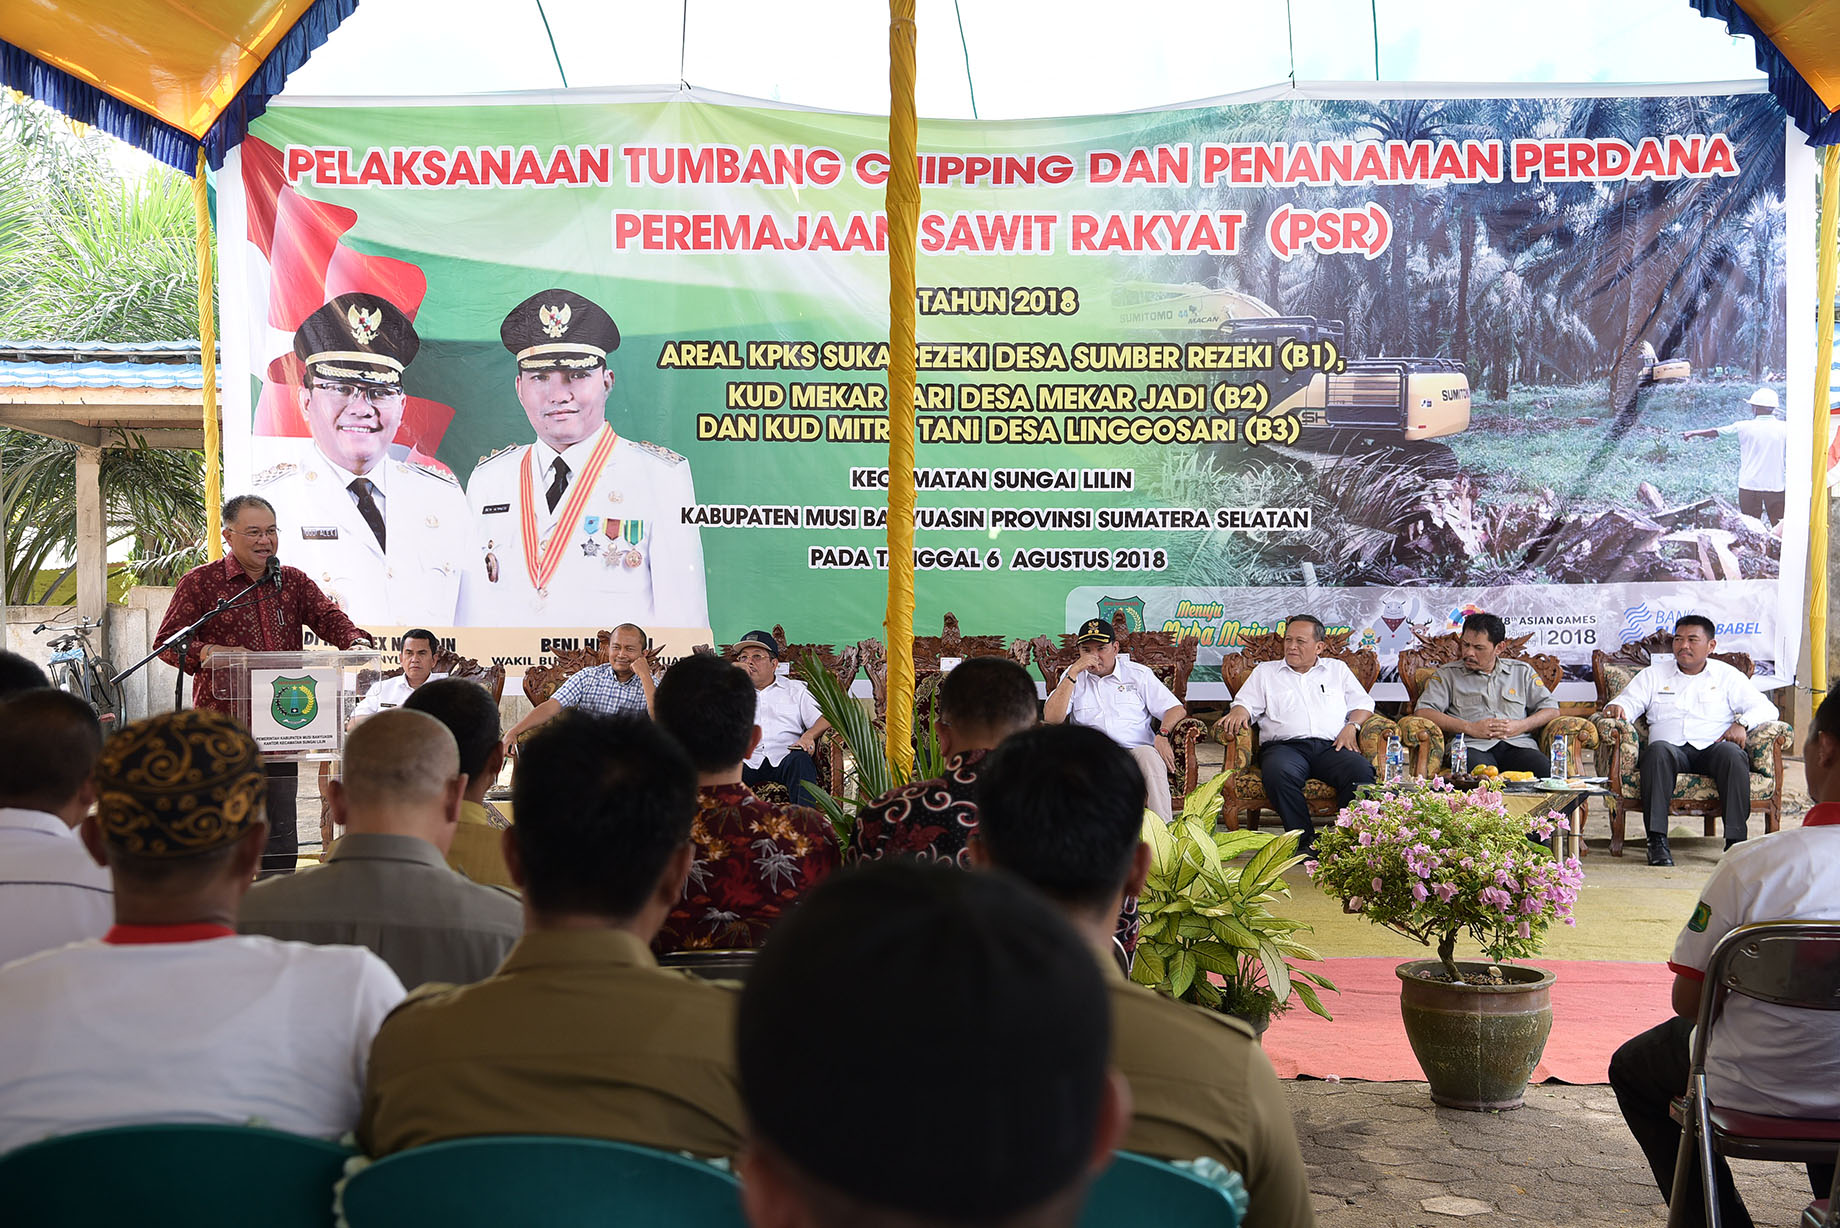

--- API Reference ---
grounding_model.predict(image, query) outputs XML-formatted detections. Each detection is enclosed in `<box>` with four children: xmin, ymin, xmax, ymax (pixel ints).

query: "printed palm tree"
<box><xmin>0</xmin><ymin>93</ymin><xmax>209</xmax><ymax>601</ymax></box>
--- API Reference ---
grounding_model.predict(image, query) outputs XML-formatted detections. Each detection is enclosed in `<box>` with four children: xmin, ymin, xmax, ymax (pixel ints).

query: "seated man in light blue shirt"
<box><xmin>501</xmin><ymin>622</ymin><xmax>655</xmax><ymax>754</ymax></box>
<box><xmin>1219</xmin><ymin>614</ymin><xmax>1375</xmax><ymax>858</ymax></box>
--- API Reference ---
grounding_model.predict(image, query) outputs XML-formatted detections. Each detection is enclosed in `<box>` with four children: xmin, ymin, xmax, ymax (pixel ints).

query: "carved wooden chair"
<box><xmin>907</xmin><ymin>613</ymin><xmax>1012</xmax><ymax>752</ymax></box>
<box><xmin>1026</xmin><ymin>611</ymin><xmax>1208</xmax><ymax>807</ymax></box>
<box><xmin>520</xmin><ymin>644</ymin><xmax>605</xmax><ymax>706</ymax></box>
<box><xmin>1394</xmin><ymin>629</ymin><xmax>1595</xmax><ymax>778</ymax></box>
<box><xmin>1209</xmin><ymin>631</ymin><xmax>1397</xmax><ymax>832</ymax></box>
<box><xmin>1590</xmin><ymin>628</ymin><xmax>1791</xmax><ymax>857</ymax></box>
<box><xmin>718</xmin><ymin>625</ymin><xmax>857</xmax><ymax>801</ymax></box>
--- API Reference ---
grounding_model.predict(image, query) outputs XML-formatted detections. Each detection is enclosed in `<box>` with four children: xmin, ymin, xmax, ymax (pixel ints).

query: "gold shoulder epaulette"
<box><xmin>632</xmin><ymin>439</ymin><xmax>687</xmax><ymax>467</ymax></box>
<box><xmin>252</xmin><ymin>462</ymin><xmax>298</xmax><ymax>486</ymax></box>
<box><xmin>475</xmin><ymin>443</ymin><xmax>523</xmax><ymax>467</ymax></box>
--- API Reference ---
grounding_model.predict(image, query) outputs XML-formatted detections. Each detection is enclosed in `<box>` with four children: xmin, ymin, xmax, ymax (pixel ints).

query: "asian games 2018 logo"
<box><xmin>1445</xmin><ymin>602</ymin><xmax>1485</xmax><ymax>631</ymax></box>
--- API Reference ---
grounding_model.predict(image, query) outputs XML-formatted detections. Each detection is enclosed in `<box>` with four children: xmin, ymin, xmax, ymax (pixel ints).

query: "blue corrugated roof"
<box><xmin>0</xmin><ymin>359</ymin><xmax>217</xmax><ymax>391</ymax></box>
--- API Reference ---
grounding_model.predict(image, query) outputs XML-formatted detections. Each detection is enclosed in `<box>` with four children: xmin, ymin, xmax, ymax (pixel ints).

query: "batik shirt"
<box><xmin>848</xmin><ymin>749</ymin><xmax>989</xmax><ymax>867</ymax></box>
<box><xmin>654</xmin><ymin>783</ymin><xmax>839</xmax><ymax>954</ymax></box>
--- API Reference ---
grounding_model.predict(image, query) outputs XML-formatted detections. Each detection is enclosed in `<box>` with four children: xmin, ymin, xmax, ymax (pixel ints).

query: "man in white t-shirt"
<box><xmin>1609</xmin><ymin>692</ymin><xmax>1840</xmax><ymax>1227</ymax></box>
<box><xmin>0</xmin><ymin>709</ymin><xmax>404</xmax><ymax>1155</ymax></box>
<box><xmin>1603</xmin><ymin>615</ymin><xmax>1777</xmax><ymax>866</ymax></box>
<box><xmin>0</xmin><ymin>691</ymin><xmax>112</xmax><ymax>967</ymax></box>
<box><xmin>1044</xmin><ymin>618</ymin><xmax>1187</xmax><ymax>821</ymax></box>
<box><xmin>1220</xmin><ymin>614</ymin><xmax>1377</xmax><ymax>857</ymax></box>
<box><xmin>732</xmin><ymin>630</ymin><xmax>830</xmax><ymax>800</ymax></box>
<box><xmin>1683</xmin><ymin>387</ymin><xmax>1787</xmax><ymax>522</ymax></box>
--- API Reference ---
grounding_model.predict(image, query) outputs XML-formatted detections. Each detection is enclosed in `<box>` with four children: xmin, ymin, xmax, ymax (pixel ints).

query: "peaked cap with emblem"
<box><xmin>293</xmin><ymin>292</ymin><xmax>420</xmax><ymax>388</ymax></box>
<box><xmin>95</xmin><ymin>709</ymin><xmax>267</xmax><ymax>858</ymax></box>
<box><xmin>501</xmin><ymin>288</ymin><xmax>620</xmax><ymax>373</ymax></box>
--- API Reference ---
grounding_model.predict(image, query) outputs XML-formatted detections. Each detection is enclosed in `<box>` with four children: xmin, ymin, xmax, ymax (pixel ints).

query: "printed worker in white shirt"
<box><xmin>731</xmin><ymin>629</ymin><xmax>830</xmax><ymax>802</ymax></box>
<box><xmin>1042</xmin><ymin>618</ymin><xmax>1187</xmax><ymax>822</ymax></box>
<box><xmin>1219</xmin><ymin>614</ymin><xmax>1377</xmax><ymax>857</ymax></box>
<box><xmin>1602</xmin><ymin>614</ymin><xmax>1778</xmax><ymax>867</ymax></box>
<box><xmin>1682</xmin><ymin>386</ymin><xmax>1788</xmax><ymax>523</ymax></box>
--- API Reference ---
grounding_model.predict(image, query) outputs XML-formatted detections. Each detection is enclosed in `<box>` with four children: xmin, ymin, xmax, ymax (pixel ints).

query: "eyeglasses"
<box><xmin>312</xmin><ymin>380</ymin><xmax>405</xmax><ymax>408</ymax></box>
<box><xmin>229</xmin><ymin>527</ymin><xmax>279</xmax><ymax>541</ymax></box>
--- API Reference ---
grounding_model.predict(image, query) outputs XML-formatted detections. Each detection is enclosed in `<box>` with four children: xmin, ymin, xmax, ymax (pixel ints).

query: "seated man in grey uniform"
<box><xmin>1416</xmin><ymin>612</ymin><xmax>1559</xmax><ymax>777</ymax></box>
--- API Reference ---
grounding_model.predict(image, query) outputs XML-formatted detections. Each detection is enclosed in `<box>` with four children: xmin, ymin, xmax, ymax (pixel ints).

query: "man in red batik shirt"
<box><xmin>156</xmin><ymin>494</ymin><xmax>374</xmax><ymax>875</ymax></box>
<box><xmin>651</xmin><ymin>652</ymin><xmax>838</xmax><ymax>954</ymax></box>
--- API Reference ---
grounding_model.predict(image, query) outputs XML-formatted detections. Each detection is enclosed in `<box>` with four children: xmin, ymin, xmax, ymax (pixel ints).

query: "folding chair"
<box><xmin>1667</xmin><ymin>921</ymin><xmax>1840</xmax><ymax>1228</ymax></box>
<box><xmin>0</xmin><ymin>1123</ymin><xmax>350</xmax><ymax>1228</ymax></box>
<box><xmin>1080</xmin><ymin>1151</ymin><xmax>1243</xmax><ymax>1227</ymax></box>
<box><xmin>338</xmin><ymin>1135</ymin><xmax>744</xmax><ymax>1227</ymax></box>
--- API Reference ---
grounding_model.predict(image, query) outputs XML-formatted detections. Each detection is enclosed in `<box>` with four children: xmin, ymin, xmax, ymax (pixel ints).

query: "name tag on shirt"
<box><xmin>301</xmin><ymin>527</ymin><xmax>339</xmax><ymax>540</ymax></box>
<box><xmin>483</xmin><ymin>503</ymin><xmax>511</xmax><ymax>515</ymax></box>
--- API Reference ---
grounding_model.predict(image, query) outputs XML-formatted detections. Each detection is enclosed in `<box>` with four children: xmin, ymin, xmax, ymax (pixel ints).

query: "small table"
<box><xmin>1502</xmin><ymin>789</ymin><xmax>1593</xmax><ymax>861</ymax></box>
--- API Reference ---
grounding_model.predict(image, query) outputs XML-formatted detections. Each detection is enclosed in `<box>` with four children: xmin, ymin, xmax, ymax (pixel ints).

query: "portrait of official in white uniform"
<box><xmin>252</xmin><ymin>293</ymin><xmax>476</xmax><ymax>627</ymax></box>
<box><xmin>460</xmin><ymin>288</ymin><xmax>708</xmax><ymax>632</ymax></box>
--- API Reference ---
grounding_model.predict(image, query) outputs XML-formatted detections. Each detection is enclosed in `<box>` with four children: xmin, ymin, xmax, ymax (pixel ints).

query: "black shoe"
<box><xmin>1646</xmin><ymin>836</ymin><xmax>1673</xmax><ymax>867</ymax></box>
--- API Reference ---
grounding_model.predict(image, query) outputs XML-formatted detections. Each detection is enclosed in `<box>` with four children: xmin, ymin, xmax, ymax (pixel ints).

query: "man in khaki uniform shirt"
<box><xmin>401</xmin><ymin>677</ymin><xmax>516</xmax><ymax>891</ymax></box>
<box><xmin>359</xmin><ymin>710</ymin><xmax>742</xmax><ymax>1159</ymax></box>
<box><xmin>973</xmin><ymin>724</ymin><xmax>1316</xmax><ymax>1228</ymax></box>
<box><xmin>239</xmin><ymin>709</ymin><xmax>520</xmax><ymax>989</ymax></box>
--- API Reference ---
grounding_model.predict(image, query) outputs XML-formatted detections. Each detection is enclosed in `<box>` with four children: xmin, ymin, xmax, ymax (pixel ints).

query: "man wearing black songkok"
<box><xmin>736</xmin><ymin>860</ymin><xmax>1128</xmax><ymax>1226</ymax></box>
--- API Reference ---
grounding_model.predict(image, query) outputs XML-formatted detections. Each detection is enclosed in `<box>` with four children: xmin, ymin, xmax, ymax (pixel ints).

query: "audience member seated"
<box><xmin>1609</xmin><ymin>691</ymin><xmax>1840</xmax><ymax>1227</ymax></box>
<box><xmin>1219</xmin><ymin>614</ymin><xmax>1377</xmax><ymax>858</ymax></box>
<box><xmin>730</xmin><ymin>629</ymin><xmax>829</xmax><ymax>801</ymax></box>
<box><xmin>0</xmin><ymin>691</ymin><xmax>112</xmax><ymax>966</ymax></box>
<box><xmin>850</xmin><ymin>655</ymin><xmax>1039</xmax><ymax>866</ymax></box>
<box><xmin>1416</xmin><ymin>612</ymin><xmax>1559</xmax><ymax>776</ymax></box>
<box><xmin>359</xmin><ymin>711</ymin><xmax>746</xmax><ymax>1159</ymax></box>
<box><xmin>974</xmin><ymin>724</ymin><xmax>1316</xmax><ymax>1228</ymax></box>
<box><xmin>1602</xmin><ymin>614</ymin><xmax>1778</xmax><ymax>866</ymax></box>
<box><xmin>500</xmin><ymin>622</ymin><xmax>656</xmax><ymax>753</ymax></box>
<box><xmin>0</xmin><ymin>710</ymin><xmax>404</xmax><ymax>1154</ymax></box>
<box><xmin>0</xmin><ymin>651</ymin><xmax>49</xmax><ymax>698</ymax></box>
<box><xmin>1044</xmin><ymin>617</ymin><xmax>1188</xmax><ymax>821</ymax></box>
<box><xmin>404</xmin><ymin>677</ymin><xmax>515</xmax><ymax>889</ymax></box>
<box><xmin>240</xmin><ymin>709</ymin><xmax>521</xmax><ymax>987</ymax></box>
<box><xmin>348</xmin><ymin>629</ymin><xmax>448</xmax><ymax>725</ymax></box>
<box><xmin>652</xmin><ymin>653</ymin><xmax>839</xmax><ymax>953</ymax></box>
<box><xmin>736</xmin><ymin>860</ymin><xmax>1127</xmax><ymax>1228</ymax></box>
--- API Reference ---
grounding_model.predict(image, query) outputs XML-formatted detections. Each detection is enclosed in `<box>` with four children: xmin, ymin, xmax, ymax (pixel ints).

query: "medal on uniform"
<box><xmin>621</xmin><ymin>518</ymin><xmax>645</xmax><ymax>569</ymax></box>
<box><xmin>581</xmin><ymin>538</ymin><xmax>602</xmax><ymax>557</ymax></box>
<box><xmin>484</xmin><ymin>540</ymin><xmax>499</xmax><ymax>583</ymax></box>
<box><xmin>519</xmin><ymin>425</ymin><xmax>618</xmax><ymax>596</ymax></box>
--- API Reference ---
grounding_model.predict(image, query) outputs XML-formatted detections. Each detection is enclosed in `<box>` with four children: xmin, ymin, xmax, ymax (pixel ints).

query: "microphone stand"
<box><xmin>111</xmin><ymin>577</ymin><xmax>269</xmax><ymax>711</ymax></box>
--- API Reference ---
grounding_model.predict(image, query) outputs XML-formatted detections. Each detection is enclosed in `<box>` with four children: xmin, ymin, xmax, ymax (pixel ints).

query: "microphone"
<box><xmin>265</xmin><ymin>555</ymin><xmax>283</xmax><ymax>590</ymax></box>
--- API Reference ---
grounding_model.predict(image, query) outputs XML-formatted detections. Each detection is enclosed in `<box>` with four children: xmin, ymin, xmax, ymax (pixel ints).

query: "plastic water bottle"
<box><xmin>1450</xmin><ymin>732</ymin><xmax>1468</xmax><ymax>775</ymax></box>
<box><xmin>1385</xmin><ymin>734</ymin><xmax>1405</xmax><ymax>785</ymax></box>
<box><xmin>1549</xmin><ymin>732</ymin><xmax>1569</xmax><ymax>780</ymax></box>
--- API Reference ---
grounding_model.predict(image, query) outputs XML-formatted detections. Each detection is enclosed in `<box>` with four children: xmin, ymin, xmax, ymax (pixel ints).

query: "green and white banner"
<box><xmin>218</xmin><ymin>83</ymin><xmax>1813</xmax><ymax>691</ymax></box>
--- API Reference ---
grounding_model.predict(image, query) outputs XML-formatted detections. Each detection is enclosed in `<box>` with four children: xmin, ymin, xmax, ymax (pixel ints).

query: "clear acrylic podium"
<box><xmin>205</xmin><ymin>649</ymin><xmax>382</xmax><ymax>761</ymax></box>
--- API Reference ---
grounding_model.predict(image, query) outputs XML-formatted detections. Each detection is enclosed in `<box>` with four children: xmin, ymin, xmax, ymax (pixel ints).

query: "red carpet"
<box><xmin>1260</xmin><ymin>958</ymin><xmax>1675</xmax><ymax>1085</ymax></box>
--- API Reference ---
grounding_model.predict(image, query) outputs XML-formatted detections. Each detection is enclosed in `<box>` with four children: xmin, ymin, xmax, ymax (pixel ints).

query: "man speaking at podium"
<box><xmin>156</xmin><ymin>494</ymin><xmax>376</xmax><ymax>875</ymax></box>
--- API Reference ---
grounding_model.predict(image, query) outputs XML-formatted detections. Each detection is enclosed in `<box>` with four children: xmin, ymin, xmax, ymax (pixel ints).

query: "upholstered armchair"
<box><xmin>1026</xmin><ymin>612</ymin><xmax>1209</xmax><ymax>807</ymax></box>
<box><xmin>1589</xmin><ymin>630</ymin><xmax>1792</xmax><ymax>857</ymax></box>
<box><xmin>1209</xmin><ymin>631</ymin><xmax>1397</xmax><ymax>832</ymax></box>
<box><xmin>1393</xmin><ymin>630</ymin><xmax>1595</xmax><ymax>778</ymax></box>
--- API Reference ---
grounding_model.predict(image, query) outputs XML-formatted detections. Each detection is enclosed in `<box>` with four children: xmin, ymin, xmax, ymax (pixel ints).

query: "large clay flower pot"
<box><xmin>1395</xmin><ymin>960</ymin><xmax>1555</xmax><ymax>1110</ymax></box>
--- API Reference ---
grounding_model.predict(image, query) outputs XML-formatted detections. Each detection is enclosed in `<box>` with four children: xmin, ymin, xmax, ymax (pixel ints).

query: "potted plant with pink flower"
<box><xmin>1308</xmin><ymin>778</ymin><xmax>1584</xmax><ymax>1110</ymax></box>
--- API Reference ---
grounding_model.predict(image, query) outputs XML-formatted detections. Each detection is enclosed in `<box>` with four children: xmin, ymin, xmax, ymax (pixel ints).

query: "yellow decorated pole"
<box><xmin>1809</xmin><ymin>144</ymin><xmax>1839</xmax><ymax>709</ymax></box>
<box><xmin>193</xmin><ymin>147</ymin><xmax>223</xmax><ymax>561</ymax></box>
<box><xmin>883</xmin><ymin>0</ymin><xmax>919</xmax><ymax>776</ymax></box>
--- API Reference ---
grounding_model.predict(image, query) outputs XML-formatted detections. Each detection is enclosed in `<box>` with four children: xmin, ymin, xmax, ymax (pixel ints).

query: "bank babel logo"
<box><xmin>1095</xmin><ymin>595</ymin><xmax>1146</xmax><ymax>632</ymax></box>
<box><xmin>270</xmin><ymin>676</ymin><xmax>319</xmax><ymax>730</ymax></box>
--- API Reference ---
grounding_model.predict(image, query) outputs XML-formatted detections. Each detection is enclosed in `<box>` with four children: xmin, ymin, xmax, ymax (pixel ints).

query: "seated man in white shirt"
<box><xmin>1220</xmin><ymin>614</ymin><xmax>1376</xmax><ymax>857</ymax></box>
<box><xmin>0</xmin><ymin>691</ymin><xmax>112</xmax><ymax>966</ymax></box>
<box><xmin>0</xmin><ymin>709</ymin><xmax>404</xmax><ymax>1155</ymax></box>
<box><xmin>1043</xmin><ymin>618</ymin><xmax>1187</xmax><ymax>822</ymax></box>
<box><xmin>1602</xmin><ymin>615</ymin><xmax>1778</xmax><ymax>867</ymax></box>
<box><xmin>1608</xmin><ymin>691</ymin><xmax>1840</xmax><ymax>1226</ymax></box>
<box><xmin>731</xmin><ymin>630</ymin><xmax>830</xmax><ymax>801</ymax></box>
<box><xmin>348</xmin><ymin>629</ymin><xmax>448</xmax><ymax>726</ymax></box>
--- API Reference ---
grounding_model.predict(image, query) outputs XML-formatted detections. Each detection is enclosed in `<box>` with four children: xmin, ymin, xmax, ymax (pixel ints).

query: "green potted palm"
<box><xmin>1308</xmin><ymin>779</ymin><xmax>1583</xmax><ymax>1108</ymax></box>
<box><xmin>793</xmin><ymin>655</ymin><xmax>943</xmax><ymax>849</ymax></box>
<box><xmin>1130</xmin><ymin>772</ymin><xmax>1334</xmax><ymax>1032</ymax></box>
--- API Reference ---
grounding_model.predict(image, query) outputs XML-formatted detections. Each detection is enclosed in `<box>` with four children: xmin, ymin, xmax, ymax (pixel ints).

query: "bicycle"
<box><xmin>34</xmin><ymin>617</ymin><xmax>121</xmax><ymax>730</ymax></box>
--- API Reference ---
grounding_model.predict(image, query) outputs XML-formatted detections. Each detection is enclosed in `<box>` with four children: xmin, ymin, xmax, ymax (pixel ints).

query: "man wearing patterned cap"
<box><xmin>250</xmin><ymin>292</ymin><xmax>478</xmax><ymax>627</ymax></box>
<box><xmin>0</xmin><ymin>710</ymin><xmax>404</xmax><ymax>1155</ymax></box>
<box><xmin>461</xmin><ymin>288</ymin><xmax>708</xmax><ymax>632</ymax></box>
